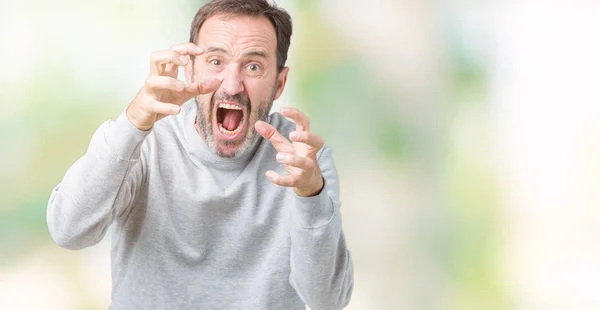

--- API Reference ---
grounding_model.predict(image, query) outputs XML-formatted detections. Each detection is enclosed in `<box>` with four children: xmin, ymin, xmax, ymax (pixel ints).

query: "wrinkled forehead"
<box><xmin>197</xmin><ymin>14</ymin><xmax>277</xmax><ymax>60</ymax></box>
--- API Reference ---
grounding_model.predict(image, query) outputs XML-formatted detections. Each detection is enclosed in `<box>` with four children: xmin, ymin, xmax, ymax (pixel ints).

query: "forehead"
<box><xmin>198</xmin><ymin>14</ymin><xmax>277</xmax><ymax>57</ymax></box>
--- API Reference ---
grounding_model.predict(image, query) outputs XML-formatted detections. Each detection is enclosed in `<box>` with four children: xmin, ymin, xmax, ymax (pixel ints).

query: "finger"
<box><xmin>255</xmin><ymin>121</ymin><xmax>293</xmax><ymax>152</ymax></box>
<box><xmin>164</xmin><ymin>63</ymin><xmax>179</xmax><ymax>77</ymax></box>
<box><xmin>170</xmin><ymin>43</ymin><xmax>204</xmax><ymax>56</ymax></box>
<box><xmin>281</xmin><ymin>107</ymin><xmax>310</xmax><ymax>132</ymax></box>
<box><xmin>143</xmin><ymin>99</ymin><xmax>181</xmax><ymax>115</ymax></box>
<box><xmin>184</xmin><ymin>77</ymin><xmax>223</xmax><ymax>96</ymax></box>
<box><xmin>265</xmin><ymin>170</ymin><xmax>298</xmax><ymax>187</ymax></box>
<box><xmin>276</xmin><ymin>152</ymin><xmax>314</xmax><ymax>170</ymax></box>
<box><xmin>289</xmin><ymin>131</ymin><xmax>325</xmax><ymax>149</ymax></box>
<box><xmin>171</xmin><ymin>43</ymin><xmax>204</xmax><ymax>66</ymax></box>
<box><xmin>150</xmin><ymin>50</ymin><xmax>189</xmax><ymax>76</ymax></box>
<box><xmin>145</xmin><ymin>76</ymin><xmax>185</xmax><ymax>94</ymax></box>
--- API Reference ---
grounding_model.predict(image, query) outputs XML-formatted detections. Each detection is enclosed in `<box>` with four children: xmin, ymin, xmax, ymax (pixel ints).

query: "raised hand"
<box><xmin>126</xmin><ymin>43</ymin><xmax>223</xmax><ymax>131</ymax></box>
<box><xmin>255</xmin><ymin>107</ymin><xmax>325</xmax><ymax>197</ymax></box>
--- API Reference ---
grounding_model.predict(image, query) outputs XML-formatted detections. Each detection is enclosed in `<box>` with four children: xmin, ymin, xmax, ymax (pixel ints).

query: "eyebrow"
<box><xmin>205</xmin><ymin>46</ymin><xmax>267</xmax><ymax>59</ymax></box>
<box><xmin>206</xmin><ymin>46</ymin><xmax>228</xmax><ymax>54</ymax></box>
<box><xmin>245</xmin><ymin>50</ymin><xmax>267</xmax><ymax>59</ymax></box>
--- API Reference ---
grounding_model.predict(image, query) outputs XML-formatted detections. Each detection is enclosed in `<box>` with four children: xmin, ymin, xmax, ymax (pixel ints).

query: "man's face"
<box><xmin>189</xmin><ymin>14</ymin><xmax>288</xmax><ymax>158</ymax></box>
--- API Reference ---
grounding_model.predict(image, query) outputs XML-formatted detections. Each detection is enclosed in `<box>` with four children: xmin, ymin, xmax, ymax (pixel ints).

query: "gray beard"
<box><xmin>195</xmin><ymin>89</ymin><xmax>274</xmax><ymax>158</ymax></box>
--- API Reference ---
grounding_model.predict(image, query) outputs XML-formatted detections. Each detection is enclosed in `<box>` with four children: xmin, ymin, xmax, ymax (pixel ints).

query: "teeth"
<box><xmin>219</xmin><ymin>123</ymin><xmax>241</xmax><ymax>135</ymax></box>
<box><xmin>218</xmin><ymin>103</ymin><xmax>241</xmax><ymax>110</ymax></box>
<box><xmin>216</xmin><ymin>104</ymin><xmax>244</xmax><ymax>136</ymax></box>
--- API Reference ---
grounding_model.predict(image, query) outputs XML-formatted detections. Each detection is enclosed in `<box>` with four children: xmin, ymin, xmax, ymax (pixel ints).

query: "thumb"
<box><xmin>185</xmin><ymin>77</ymin><xmax>223</xmax><ymax>97</ymax></box>
<box><xmin>254</xmin><ymin>120</ymin><xmax>275</xmax><ymax>140</ymax></box>
<box><xmin>255</xmin><ymin>121</ymin><xmax>294</xmax><ymax>153</ymax></box>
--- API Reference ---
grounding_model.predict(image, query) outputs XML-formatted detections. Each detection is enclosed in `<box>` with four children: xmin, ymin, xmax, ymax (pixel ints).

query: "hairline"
<box><xmin>191</xmin><ymin>13</ymin><xmax>285</xmax><ymax>72</ymax></box>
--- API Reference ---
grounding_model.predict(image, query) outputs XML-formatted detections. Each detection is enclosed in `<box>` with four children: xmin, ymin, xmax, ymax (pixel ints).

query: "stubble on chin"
<box><xmin>193</xmin><ymin>80</ymin><xmax>278</xmax><ymax>158</ymax></box>
<box><xmin>194</xmin><ymin>97</ymin><xmax>271</xmax><ymax>158</ymax></box>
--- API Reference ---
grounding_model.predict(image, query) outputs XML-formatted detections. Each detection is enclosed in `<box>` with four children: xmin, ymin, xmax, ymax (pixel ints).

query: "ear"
<box><xmin>273</xmin><ymin>66</ymin><xmax>289</xmax><ymax>101</ymax></box>
<box><xmin>185</xmin><ymin>57</ymin><xmax>194</xmax><ymax>84</ymax></box>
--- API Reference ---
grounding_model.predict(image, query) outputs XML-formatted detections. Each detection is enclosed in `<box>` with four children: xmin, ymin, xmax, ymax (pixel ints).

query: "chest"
<box><xmin>132</xmin><ymin>149</ymin><xmax>293</xmax><ymax>269</ymax></box>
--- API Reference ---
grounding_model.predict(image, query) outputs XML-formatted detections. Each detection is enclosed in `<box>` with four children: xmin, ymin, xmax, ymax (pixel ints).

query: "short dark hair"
<box><xmin>189</xmin><ymin>0</ymin><xmax>292</xmax><ymax>72</ymax></box>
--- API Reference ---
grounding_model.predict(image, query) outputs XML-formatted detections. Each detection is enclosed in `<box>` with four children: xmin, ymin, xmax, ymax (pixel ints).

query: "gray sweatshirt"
<box><xmin>46</xmin><ymin>102</ymin><xmax>354</xmax><ymax>310</ymax></box>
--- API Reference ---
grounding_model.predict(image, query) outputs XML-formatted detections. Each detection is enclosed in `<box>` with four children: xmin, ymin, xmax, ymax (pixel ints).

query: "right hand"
<box><xmin>126</xmin><ymin>43</ymin><xmax>222</xmax><ymax>131</ymax></box>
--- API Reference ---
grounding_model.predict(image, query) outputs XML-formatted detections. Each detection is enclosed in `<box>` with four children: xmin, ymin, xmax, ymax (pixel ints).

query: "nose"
<box><xmin>219</xmin><ymin>64</ymin><xmax>244</xmax><ymax>96</ymax></box>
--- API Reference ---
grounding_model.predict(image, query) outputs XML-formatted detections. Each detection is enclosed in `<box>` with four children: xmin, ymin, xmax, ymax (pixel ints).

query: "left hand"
<box><xmin>255</xmin><ymin>107</ymin><xmax>325</xmax><ymax>197</ymax></box>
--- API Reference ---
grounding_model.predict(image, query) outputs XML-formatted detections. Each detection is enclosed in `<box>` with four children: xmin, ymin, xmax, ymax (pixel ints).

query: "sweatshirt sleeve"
<box><xmin>288</xmin><ymin>146</ymin><xmax>354</xmax><ymax>310</ymax></box>
<box><xmin>46</xmin><ymin>111</ymin><xmax>150</xmax><ymax>250</ymax></box>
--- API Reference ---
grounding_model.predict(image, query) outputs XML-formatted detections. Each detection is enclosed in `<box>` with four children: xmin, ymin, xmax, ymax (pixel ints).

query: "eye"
<box><xmin>246</xmin><ymin>63</ymin><xmax>261</xmax><ymax>72</ymax></box>
<box><xmin>209</xmin><ymin>59</ymin><xmax>221</xmax><ymax>66</ymax></box>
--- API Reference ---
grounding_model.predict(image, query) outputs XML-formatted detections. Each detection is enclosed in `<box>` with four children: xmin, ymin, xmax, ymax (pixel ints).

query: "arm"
<box><xmin>255</xmin><ymin>107</ymin><xmax>354</xmax><ymax>309</ymax></box>
<box><xmin>47</xmin><ymin>42</ymin><xmax>222</xmax><ymax>250</ymax></box>
<box><xmin>47</xmin><ymin>112</ymin><xmax>149</xmax><ymax>250</ymax></box>
<box><xmin>288</xmin><ymin>146</ymin><xmax>354</xmax><ymax>309</ymax></box>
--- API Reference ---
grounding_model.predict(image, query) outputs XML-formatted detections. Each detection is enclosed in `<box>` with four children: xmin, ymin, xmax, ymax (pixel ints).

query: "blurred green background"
<box><xmin>1</xmin><ymin>0</ymin><xmax>600</xmax><ymax>309</ymax></box>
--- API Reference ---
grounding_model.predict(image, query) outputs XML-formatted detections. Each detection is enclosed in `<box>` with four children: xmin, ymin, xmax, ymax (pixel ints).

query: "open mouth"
<box><xmin>215</xmin><ymin>102</ymin><xmax>246</xmax><ymax>138</ymax></box>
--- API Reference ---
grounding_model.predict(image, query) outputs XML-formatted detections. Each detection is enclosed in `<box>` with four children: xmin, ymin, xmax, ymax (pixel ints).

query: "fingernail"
<box><xmin>280</xmin><ymin>107</ymin><xmax>289</xmax><ymax>113</ymax></box>
<box><xmin>195</xmin><ymin>46</ymin><xmax>203</xmax><ymax>52</ymax></box>
<box><xmin>176</xmin><ymin>82</ymin><xmax>185</xmax><ymax>90</ymax></box>
<box><xmin>266</xmin><ymin>171</ymin><xmax>275</xmax><ymax>178</ymax></box>
<box><xmin>276</xmin><ymin>153</ymin><xmax>287</xmax><ymax>161</ymax></box>
<box><xmin>179</xmin><ymin>55</ymin><xmax>188</xmax><ymax>64</ymax></box>
<box><xmin>289</xmin><ymin>132</ymin><xmax>299</xmax><ymax>140</ymax></box>
<box><xmin>171</xmin><ymin>106</ymin><xmax>180</xmax><ymax>113</ymax></box>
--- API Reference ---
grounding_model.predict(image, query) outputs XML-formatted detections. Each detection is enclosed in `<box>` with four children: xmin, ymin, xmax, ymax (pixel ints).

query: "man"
<box><xmin>47</xmin><ymin>0</ymin><xmax>354</xmax><ymax>309</ymax></box>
